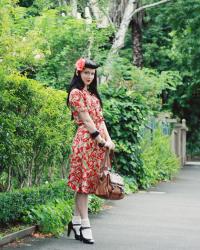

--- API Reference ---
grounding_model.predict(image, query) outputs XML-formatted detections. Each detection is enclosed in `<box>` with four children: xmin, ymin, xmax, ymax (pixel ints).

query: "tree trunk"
<box><xmin>70</xmin><ymin>0</ymin><xmax>77</xmax><ymax>18</ymax></box>
<box><xmin>61</xmin><ymin>163</ymin><xmax>66</xmax><ymax>179</ymax></box>
<box><xmin>27</xmin><ymin>157</ymin><xmax>34</xmax><ymax>187</ymax></box>
<box><xmin>61</xmin><ymin>158</ymin><xmax>68</xmax><ymax>179</ymax></box>
<box><xmin>110</xmin><ymin>0</ymin><xmax>138</xmax><ymax>55</ymax></box>
<box><xmin>132</xmin><ymin>19</ymin><xmax>143</xmax><ymax>67</ymax></box>
<box><xmin>58</xmin><ymin>0</ymin><xmax>68</xmax><ymax>6</ymax></box>
<box><xmin>109</xmin><ymin>0</ymin><xmax>129</xmax><ymax>28</ymax></box>
<box><xmin>131</xmin><ymin>2</ymin><xmax>144</xmax><ymax>68</ymax></box>
<box><xmin>85</xmin><ymin>6</ymin><xmax>92</xmax><ymax>23</ymax></box>
<box><xmin>20</xmin><ymin>180</ymin><xmax>25</xmax><ymax>188</ymax></box>
<box><xmin>6</xmin><ymin>166</ymin><xmax>12</xmax><ymax>191</ymax></box>
<box><xmin>32</xmin><ymin>149</ymin><xmax>41</xmax><ymax>185</ymax></box>
<box><xmin>58</xmin><ymin>0</ymin><xmax>62</xmax><ymax>6</ymax></box>
<box><xmin>89</xmin><ymin>0</ymin><xmax>110</xmax><ymax>28</ymax></box>
<box><xmin>48</xmin><ymin>165</ymin><xmax>54</xmax><ymax>181</ymax></box>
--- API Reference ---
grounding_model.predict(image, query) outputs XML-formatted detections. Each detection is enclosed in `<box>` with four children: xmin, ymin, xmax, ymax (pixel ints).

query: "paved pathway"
<box><xmin>3</xmin><ymin>164</ymin><xmax>200</xmax><ymax>250</ymax></box>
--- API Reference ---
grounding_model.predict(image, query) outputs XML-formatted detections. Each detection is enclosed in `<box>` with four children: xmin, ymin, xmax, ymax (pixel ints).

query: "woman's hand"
<box><xmin>104</xmin><ymin>140</ymin><xmax>115</xmax><ymax>151</ymax></box>
<box><xmin>95</xmin><ymin>135</ymin><xmax>115</xmax><ymax>151</ymax></box>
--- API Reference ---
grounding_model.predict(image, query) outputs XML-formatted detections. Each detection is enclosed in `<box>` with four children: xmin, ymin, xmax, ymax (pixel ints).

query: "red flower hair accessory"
<box><xmin>75</xmin><ymin>58</ymin><xmax>86</xmax><ymax>71</ymax></box>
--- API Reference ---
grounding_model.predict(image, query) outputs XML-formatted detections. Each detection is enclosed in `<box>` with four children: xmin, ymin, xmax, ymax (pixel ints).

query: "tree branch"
<box><xmin>110</xmin><ymin>0</ymin><xmax>171</xmax><ymax>53</ymax></box>
<box><xmin>103</xmin><ymin>0</ymin><xmax>172</xmax><ymax>82</ymax></box>
<box><xmin>131</xmin><ymin>0</ymin><xmax>171</xmax><ymax>18</ymax></box>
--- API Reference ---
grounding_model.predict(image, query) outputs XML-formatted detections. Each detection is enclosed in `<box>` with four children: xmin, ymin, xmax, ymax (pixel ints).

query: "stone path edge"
<box><xmin>0</xmin><ymin>225</ymin><xmax>36</xmax><ymax>247</ymax></box>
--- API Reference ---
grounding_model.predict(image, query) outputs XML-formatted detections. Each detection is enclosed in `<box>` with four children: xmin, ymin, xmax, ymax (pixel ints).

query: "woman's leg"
<box><xmin>75</xmin><ymin>192</ymin><xmax>88</xmax><ymax>218</ymax></box>
<box><xmin>74</xmin><ymin>192</ymin><xmax>81</xmax><ymax>216</ymax></box>
<box><xmin>75</xmin><ymin>192</ymin><xmax>94</xmax><ymax>242</ymax></box>
<box><xmin>70</xmin><ymin>193</ymin><xmax>81</xmax><ymax>237</ymax></box>
<box><xmin>71</xmin><ymin>192</ymin><xmax>88</xmax><ymax>233</ymax></box>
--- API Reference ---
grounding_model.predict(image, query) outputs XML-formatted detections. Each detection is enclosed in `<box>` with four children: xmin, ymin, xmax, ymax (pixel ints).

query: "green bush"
<box><xmin>35</xmin><ymin>17</ymin><xmax>113</xmax><ymax>89</ymax></box>
<box><xmin>23</xmin><ymin>199</ymin><xmax>73</xmax><ymax>236</ymax></box>
<box><xmin>106</xmin><ymin>56</ymin><xmax>182</xmax><ymax>113</ymax></box>
<box><xmin>0</xmin><ymin>180</ymin><xmax>73</xmax><ymax>225</ymax></box>
<box><xmin>139</xmin><ymin>128</ymin><xmax>180</xmax><ymax>189</ymax></box>
<box><xmin>88</xmin><ymin>195</ymin><xmax>104</xmax><ymax>214</ymax></box>
<box><xmin>100</xmin><ymin>84</ymin><xmax>149</xmax><ymax>178</ymax></box>
<box><xmin>124</xmin><ymin>176</ymin><xmax>138</xmax><ymax>194</ymax></box>
<box><xmin>0</xmin><ymin>3</ymin><xmax>113</xmax><ymax>89</ymax></box>
<box><xmin>0</xmin><ymin>70</ymin><xmax>74</xmax><ymax>189</ymax></box>
<box><xmin>23</xmin><ymin>195</ymin><xmax>104</xmax><ymax>236</ymax></box>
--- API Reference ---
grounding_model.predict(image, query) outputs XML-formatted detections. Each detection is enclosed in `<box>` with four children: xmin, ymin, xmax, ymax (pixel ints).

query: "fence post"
<box><xmin>181</xmin><ymin>119</ymin><xmax>188</xmax><ymax>165</ymax></box>
<box><xmin>171</xmin><ymin>119</ymin><xmax>188</xmax><ymax>166</ymax></box>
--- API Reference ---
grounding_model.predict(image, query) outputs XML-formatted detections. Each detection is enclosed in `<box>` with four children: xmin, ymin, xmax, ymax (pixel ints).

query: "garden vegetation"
<box><xmin>1</xmin><ymin>0</ymin><xmax>194</xmax><ymax>236</ymax></box>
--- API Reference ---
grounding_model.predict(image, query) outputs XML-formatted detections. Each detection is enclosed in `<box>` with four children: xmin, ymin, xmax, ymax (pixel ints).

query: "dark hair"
<box><xmin>66</xmin><ymin>59</ymin><xmax>103</xmax><ymax>109</ymax></box>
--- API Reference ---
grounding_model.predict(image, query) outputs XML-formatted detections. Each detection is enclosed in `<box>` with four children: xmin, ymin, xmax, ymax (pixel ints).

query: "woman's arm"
<box><xmin>102</xmin><ymin>121</ymin><xmax>111</xmax><ymax>142</ymax></box>
<box><xmin>78</xmin><ymin>111</ymin><xmax>105</xmax><ymax>144</ymax></box>
<box><xmin>78</xmin><ymin>111</ymin><xmax>115</xmax><ymax>150</ymax></box>
<box><xmin>102</xmin><ymin>121</ymin><xmax>115</xmax><ymax>150</ymax></box>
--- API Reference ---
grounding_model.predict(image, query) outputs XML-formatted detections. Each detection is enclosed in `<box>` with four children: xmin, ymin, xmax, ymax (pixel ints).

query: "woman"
<box><xmin>66</xmin><ymin>58</ymin><xmax>115</xmax><ymax>244</ymax></box>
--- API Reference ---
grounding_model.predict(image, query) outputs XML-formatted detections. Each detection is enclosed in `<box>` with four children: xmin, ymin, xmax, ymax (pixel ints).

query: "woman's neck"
<box><xmin>83</xmin><ymin>86</ymin><xmax>88</xmax><ymax>90</ymax></box>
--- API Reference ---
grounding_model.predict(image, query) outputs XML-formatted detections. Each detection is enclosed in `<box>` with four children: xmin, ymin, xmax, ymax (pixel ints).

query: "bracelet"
<box><xmin>91</xmin><ymin>130</ymin><xmax>100</xmax><ymax>139</ymax></box>
<box><xmin>98</xmin><ymin>141</ymin><xmax>106</xmax><ymax>147</ymax></box>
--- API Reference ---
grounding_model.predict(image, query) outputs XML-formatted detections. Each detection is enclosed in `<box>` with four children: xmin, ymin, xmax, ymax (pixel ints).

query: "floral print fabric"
<box><xmin>68</xmin><ymin>88</ymin><xmax>106</xmax><ymax>194</ymax></box>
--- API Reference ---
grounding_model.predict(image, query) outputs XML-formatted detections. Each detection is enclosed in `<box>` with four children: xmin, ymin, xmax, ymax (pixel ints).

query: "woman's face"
<box><xmin>80</xmin><ymin>68</ymin><xmax>95</xmax><ymax>88</ymax></box>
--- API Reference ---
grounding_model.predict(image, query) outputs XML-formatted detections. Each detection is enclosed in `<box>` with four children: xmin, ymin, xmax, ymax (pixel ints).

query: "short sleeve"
<box><xmin>69</xmin><ymin>89</ymin><xmax>87</xmax><ymax>113</ymax></box>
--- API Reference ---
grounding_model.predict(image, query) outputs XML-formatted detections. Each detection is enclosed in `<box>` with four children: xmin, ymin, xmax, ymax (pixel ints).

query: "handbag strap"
<box><xmin>99</xmin><ymin>150</ymin><xmax>110</xmax><ymax>173</ymax></box>
<box><xmin>109</xmin><ymin>150</ymin><xmax>120</xmax><ymax>172</ymax></box>
<box><xmin>99</xmin><ymin>149</ymin><xmax>119</xmax><ymax>173</ymax></box>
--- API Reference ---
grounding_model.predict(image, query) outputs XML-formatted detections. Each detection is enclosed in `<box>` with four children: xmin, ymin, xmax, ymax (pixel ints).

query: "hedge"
<box><xmin>139</xmin><ymin>128</ymin><xmax>180</xmax><ymax>189</ymax></box>
<box><xmin>0</xmin><ymin>70</ymin><xmax>74</xmax><ymax>190</ymax></box>
<box><xmin>0</xmin><ymin>180</ymin><xmax>73</xmax><ymax>225</ymax></box>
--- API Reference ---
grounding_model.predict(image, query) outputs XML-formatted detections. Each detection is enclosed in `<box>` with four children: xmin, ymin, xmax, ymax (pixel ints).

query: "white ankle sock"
<box><xmin>81</xmin><ymin>218</ymin><xmax>93</xmax><ymax>240</ymax></box>
<box><xmin>72</xmin><ymin>216</ymin><xmax>81</xmax><ymax>235</ymax></box>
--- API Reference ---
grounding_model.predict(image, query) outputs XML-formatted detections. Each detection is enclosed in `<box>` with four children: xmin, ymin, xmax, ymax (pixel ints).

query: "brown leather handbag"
<box><xmin>95</xmin><ymin>150</ymin><xmax>125</xmax><ymax>200</ymax></box>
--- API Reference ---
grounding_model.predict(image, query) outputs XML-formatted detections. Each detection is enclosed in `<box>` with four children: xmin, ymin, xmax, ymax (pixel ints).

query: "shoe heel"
<box><xmin>67</xmin><ymin>221</ymin><xmax>81</xmax><ymax>241</ymax></box>
<box><xmin>67</xmin><ymin>221</ymin><xmax>73</xmax><ymax>237</ymax></box>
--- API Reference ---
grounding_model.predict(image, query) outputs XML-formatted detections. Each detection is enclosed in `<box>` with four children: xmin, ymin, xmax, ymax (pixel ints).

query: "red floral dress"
<box><xmin>68</xmin><ymin>88</ymin><xmax>107</xmax><ymax>194</ymax></box>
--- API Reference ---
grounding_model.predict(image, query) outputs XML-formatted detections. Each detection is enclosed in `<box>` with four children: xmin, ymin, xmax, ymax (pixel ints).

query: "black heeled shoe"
<box><xmin>67</xmin><ymin>221</ymin><xmax>81</xmax><ymax>240</ymax></box>
<box><xmin>80</xmin><ymin>227</ymin><xmax>94</xmax><ymax>244</ymax></box>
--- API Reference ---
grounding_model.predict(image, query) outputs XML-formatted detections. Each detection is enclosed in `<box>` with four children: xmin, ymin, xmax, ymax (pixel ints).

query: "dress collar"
<box><xmin>82</xmin><ymin>89</ymin><xmax>93</xmax><ymax>95</ymax></box>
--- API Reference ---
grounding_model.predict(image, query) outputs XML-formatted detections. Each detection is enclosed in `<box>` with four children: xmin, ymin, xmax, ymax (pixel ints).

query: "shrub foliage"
<box><xmin>139</xmin><ymin>128</ymin><xmax>180</xmax><ymax>189</ymax></box>
<box><xmin>0</xmin><ymin>71</ymin><xmax>74</xmax><ymax>190</ymax></box>
<box><xmin>100</xmin><ymin>84</ymin><xmax>148</xmax><ymax>179</ymax></box>
<box><xmin>0</xmin><ymin>180</ymin><xmax>73</xmax><ymax>225</ymax></box>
